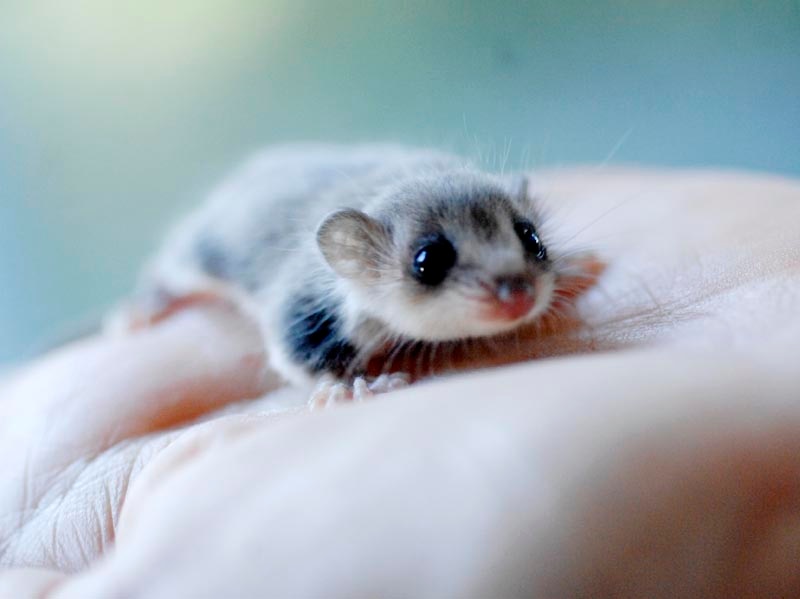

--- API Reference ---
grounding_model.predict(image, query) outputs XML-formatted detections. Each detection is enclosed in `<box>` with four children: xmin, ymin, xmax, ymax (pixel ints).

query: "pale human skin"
<box><xmin>2</xmin><ymin>168</ymin><xmax>800</xmax><ymax>597</ymax></box>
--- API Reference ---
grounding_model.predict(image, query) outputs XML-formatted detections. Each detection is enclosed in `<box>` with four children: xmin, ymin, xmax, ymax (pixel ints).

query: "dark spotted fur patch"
<box><xmin>283</xmin><ymin>294</ymin><xmax>358</xmax><ymax>377</ymax></box>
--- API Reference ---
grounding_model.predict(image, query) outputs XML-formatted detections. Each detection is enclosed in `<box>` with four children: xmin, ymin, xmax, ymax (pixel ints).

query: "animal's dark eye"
<box><xmin>514</xmin><ymin>220</ymin><xmax>547</xmax><ymax>261</ymax></box>
<box><xmin>411</xmin><ymin>234</ymin><xmax>457</xmax><ymax>287</ymax></box>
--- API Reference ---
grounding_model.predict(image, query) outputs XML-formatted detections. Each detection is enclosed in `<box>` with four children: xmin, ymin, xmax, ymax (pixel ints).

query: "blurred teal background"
<box><xmin>1</xmin><ymin>1</ymin><xmax>798</xmax><ymax>362</ymax></box>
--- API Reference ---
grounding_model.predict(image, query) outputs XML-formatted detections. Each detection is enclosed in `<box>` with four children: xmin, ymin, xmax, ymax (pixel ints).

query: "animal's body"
<box><xmin>129</xmin><ymin>144</ymin><xmax>585</xmax><ymax>387</ymax></box>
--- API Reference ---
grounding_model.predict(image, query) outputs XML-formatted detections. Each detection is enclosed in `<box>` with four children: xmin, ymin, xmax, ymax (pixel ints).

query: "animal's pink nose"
<box><xmin>488</xmin><ymin>276</ymin><xmax>536</xmax><ymax>321</ymax></box>
<box><xmin>495</xmin><ymin>276</ymin><xmax>533</xmax><ymax>302</ymax></box>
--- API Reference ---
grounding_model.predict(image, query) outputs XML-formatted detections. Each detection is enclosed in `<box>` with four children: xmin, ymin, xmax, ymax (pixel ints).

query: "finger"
<box><xmin>0</xmin><ymin>304</ymin><xmax>272</xmax><ymax>572</ymax></box>
<box><xmin>1</xmin><ymin>304</ymin><xmax>270</xmax><ymax>461</ymax></box>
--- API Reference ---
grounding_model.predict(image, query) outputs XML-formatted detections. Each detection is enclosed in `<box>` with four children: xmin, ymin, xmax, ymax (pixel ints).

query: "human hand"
<box><xmin>2</xmin><ymin>169</ymin><xmax>799</xmax><ymax>597</ymax></box>
<box><xmin>0</xmin><ymin>305</ymin><xmax>272</xmax><ymax>582</ymax></box>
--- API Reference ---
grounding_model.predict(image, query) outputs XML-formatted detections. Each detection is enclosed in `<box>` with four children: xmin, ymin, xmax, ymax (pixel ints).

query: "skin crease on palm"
<box><xmin>1</xmin><ymin>169</ymin><xmax>800</xmax><ymax>598</ymax></box>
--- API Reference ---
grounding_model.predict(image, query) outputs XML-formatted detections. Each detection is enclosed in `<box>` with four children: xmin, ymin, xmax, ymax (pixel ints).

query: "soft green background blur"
<box><xmin>1</xmin><ymin>1</ymin><xmax>798</xmax><ymax>362</ymax></box>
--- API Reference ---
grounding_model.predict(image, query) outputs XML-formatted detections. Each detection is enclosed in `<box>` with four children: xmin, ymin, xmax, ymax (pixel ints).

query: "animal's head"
<box><xmin>316</xmin><ymin>169</ymin><xmax>565</xmax><ymax>340</ymax></box>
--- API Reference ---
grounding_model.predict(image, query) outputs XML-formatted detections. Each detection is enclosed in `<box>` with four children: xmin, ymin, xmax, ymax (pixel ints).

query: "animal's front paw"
<box><xmin>307</xmin><ymin>373</ymin><xmax>410</xmax><ymax>410</ymax></box>
<box><xmin>308</xmin><ymin>376</ymin><xmax>353</xmax><ymax>410</ymax></box>
<box><xmin>356</xmin><ymin>372</ymin><xmax>410</xmax><ymax>397</ymax></box>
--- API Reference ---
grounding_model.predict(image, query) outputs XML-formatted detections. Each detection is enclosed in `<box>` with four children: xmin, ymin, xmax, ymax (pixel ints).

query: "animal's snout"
<box><xmin>494</xmin><ymin>275</ymin><xmax>534</xmax><ymax>303</ymax></box>
<box><xmin>487</xmin><ymin>275</ymin><xmax>536</xmax><ymax>321</ymax></box>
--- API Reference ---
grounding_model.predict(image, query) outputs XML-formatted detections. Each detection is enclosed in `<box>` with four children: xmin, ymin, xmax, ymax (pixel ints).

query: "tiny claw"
<box><xmin>327</xmin><ymin>383</ymin><xmax>351</xmax><ymax>407</ymax></box>
<box><xmin>308</xmin><ymin>375</ymin><xmax>336</xmax><ymax>410</ymax></box>
<box><xmin>352</xmin><ymin>377</ymin><xmax>371</xmax><ymax>402</ymax></box>
<box><xmin>368</xmin><ymin>372</ymin><xmax>410</xmax><ymax>394</ymax></box>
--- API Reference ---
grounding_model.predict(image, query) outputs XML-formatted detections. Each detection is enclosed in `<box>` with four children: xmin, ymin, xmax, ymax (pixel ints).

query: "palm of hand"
<box><xmin>2</xmin><ymin>169</ymin><xmax>799</xmax><ymax>597</ymax></box>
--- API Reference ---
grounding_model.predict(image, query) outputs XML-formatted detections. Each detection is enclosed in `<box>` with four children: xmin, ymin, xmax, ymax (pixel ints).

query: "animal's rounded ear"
<box><xmin>316</xmin><ymin>209</ymin><xmax>390</xmax><ymax>280</ymax></box>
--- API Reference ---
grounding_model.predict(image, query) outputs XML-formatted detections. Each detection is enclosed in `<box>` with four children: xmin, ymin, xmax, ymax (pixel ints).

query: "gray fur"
<box><xmin>136</xmin><ymin>144</ymin><xmax>560</xmax><ymax>385</ymax></box>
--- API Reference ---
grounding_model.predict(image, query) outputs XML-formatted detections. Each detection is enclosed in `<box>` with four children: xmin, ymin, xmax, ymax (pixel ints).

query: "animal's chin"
<box><xmin>420</xmin><ymin>307</ymin><xmax>543</xmax><ymax>341</ymax></box>
<box><xmin>394</xmin><ymin>314</ymin><xmax>533</xmax><ymax>342</ymax></box>
<box><xmin>473</xmin><ymin>310</ymin><xmax>538</xmax><ymax>335</ymax></box>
